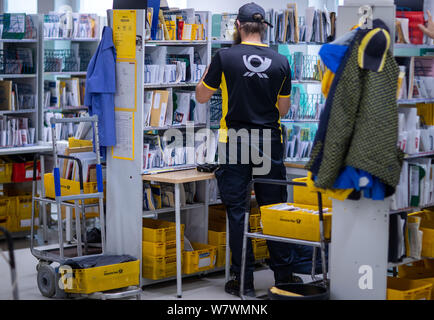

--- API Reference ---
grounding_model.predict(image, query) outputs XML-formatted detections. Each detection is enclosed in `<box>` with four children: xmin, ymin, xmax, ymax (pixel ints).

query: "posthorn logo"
<box><xmin>243</xmin><ymin>55</ymin><xmax>272</xmax><ymax>78</ymax></box>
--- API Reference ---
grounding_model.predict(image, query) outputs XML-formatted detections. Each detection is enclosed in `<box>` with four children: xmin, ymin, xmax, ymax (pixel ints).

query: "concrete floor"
<box><xmin>0</xmin><ymin>237</ymin><xmax>314</xmax><ymax>300</ymax></box>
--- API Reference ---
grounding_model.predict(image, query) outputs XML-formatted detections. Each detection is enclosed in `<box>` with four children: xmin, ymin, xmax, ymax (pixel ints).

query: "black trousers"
<box><xmin>215</xmin><ymin>135</ymin><xmax>325</xmax><ymax>286</ymax></box>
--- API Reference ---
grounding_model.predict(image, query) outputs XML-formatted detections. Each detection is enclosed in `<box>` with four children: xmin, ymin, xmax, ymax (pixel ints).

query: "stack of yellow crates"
<box><xmin>208</xmin><ymin>203</ymin><xmax>269</xmax><ymax>266</ymax></box>
<box><xmin>0</xmin><ymin>194</ymin><xmax>39</xmax><ymax>233</ymax></box>
<box><xmin>141</xmin><ymin>218</ymin><xmax>185</xmax><ymax>280</ymax></box>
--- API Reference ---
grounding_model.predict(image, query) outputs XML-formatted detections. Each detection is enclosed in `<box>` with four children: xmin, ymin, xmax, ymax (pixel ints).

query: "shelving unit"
<box><xmin>39</xmin><ymin>14</ymin><xmax>102</xmax><ymax>144</ymax></box>
<box><xmin>106</xmin><ymin>9</ymin><xmax>218</xmax><ymax>295</ymax></box>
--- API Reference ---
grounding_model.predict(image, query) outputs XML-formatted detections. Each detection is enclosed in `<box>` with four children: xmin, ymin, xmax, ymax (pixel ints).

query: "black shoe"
<box><xmin>225</xmin><ymin>280</ymin><xmax>256</xmax><ymax>297</ymax></box>
<box><xmin>275</xmin><ymin>275</ymin><xmax>304</xmax><ymax>286</ymax></box>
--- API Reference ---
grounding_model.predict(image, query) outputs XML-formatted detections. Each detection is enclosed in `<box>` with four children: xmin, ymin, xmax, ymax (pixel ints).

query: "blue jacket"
<box><xmin>84</xmin><ymin>26</ymin><xmax>117</xmax><ymax>147</ymax></box>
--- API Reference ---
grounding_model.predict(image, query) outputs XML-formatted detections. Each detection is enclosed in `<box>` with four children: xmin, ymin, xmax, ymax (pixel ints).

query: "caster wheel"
<box><xmin>36</xmin><ymin>261</ymin><xmax>51</xmax><ymax>272</ymax></box>
<box><xmin>37</xmin><ymin>264</ymin><xmax>57</xmax><ymax>298</ymax></box>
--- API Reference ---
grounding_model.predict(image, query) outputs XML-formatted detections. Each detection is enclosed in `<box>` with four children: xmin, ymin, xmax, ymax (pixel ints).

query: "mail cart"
<box><xmin>30</xmin><ymin>116</ymin><xmax>141</xmax><ymax>300</ymax></box>
<box><xmin>240</xmin><ymin>178</ymin><xmax>329</xmax><ymax>300</ymax></box>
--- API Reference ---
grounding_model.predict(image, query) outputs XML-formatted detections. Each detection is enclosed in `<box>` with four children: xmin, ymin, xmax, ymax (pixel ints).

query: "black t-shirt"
<box><xmin>203</xmin><ymin>42</ymin><xmax>291</xmax><ymax>143</ymax></box>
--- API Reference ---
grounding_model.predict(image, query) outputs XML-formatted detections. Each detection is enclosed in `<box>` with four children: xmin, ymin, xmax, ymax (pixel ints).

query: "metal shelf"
<box><xmin>394</xmin><ymin>44</ymin><xmax>434</xmax><ymax>49</ymax></box>
<box><xmin>281</xmin><ymin>119</ymin><xmax>320</xmax><ymax>123</ymax></box>
<box><xmin>44</xmin><ymin>37</ymin><xmax>100</xmax><ymax>42</ymax></box>
<box><xmin>44</xmin><ymin>72</ymin><xmax>87</xmax><ymax>76</ymax></box>
<box><xmin>388</xmin><ymin>256</ymin><xmax>434</xmax><ymax>268</ymax></box>
<box><xmin>404</xmin><ymin>151</ymin><xmax>434</xmax><ymax>160</ymax></box>
<box><xmin>0</xmin><ymin>144</ymin><xmax>52</xmax><ymax>156</ymax></box>
<box><xmin>292</xmin><ymin>80</ymin><xmax>322</xmax><ymax>84</ymax></box>
<box><xmin>0</xmin><ymin>39</ymin><xmax>38</xmax><ymax>43</ymax></box>
<box><xmin>143</xmin><ymin>203</ymin><xmax>207</xmax><ymax>217</ymax></box>
<box><xmin>0</xmin><ymin>109</ymin><xmax>37</xmax><ymax>115</ymax></box>
<box><xmin>390</xmin><ymin>202</ymin><xmax>434</xmax><ymax>214</ymax></box>
<box><xmin>144</xmin><ymin>123</ymin><xmax>206</xmax><ymax>131</ymax></box>
<box><xmin>44</xmin><ymin>106</ymin><xmax>88</xmax><ymax>113</ymax></box>
<box><xmin>144</xmin><ymin>82</ymin><xmax>199</xmax><ymax>89</ymax></box>
<box><xmin>146</xmin><ymin>40</ymin><xmax>208</xmax><ymax>46</ymax></box>
<box><xmin>398</xmin><ymin>98</ymin><xmax>434</xmax><ymax>105</ymax></box>
<box><xmin>0</xmin><ymin>74</ymin><xmax>36</xmax><ymax>78</ymax></box>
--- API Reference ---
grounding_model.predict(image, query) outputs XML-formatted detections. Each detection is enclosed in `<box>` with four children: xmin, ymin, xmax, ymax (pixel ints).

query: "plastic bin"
<box><xmin>142</xmin><ymin>218</ymin><xmax>185</xmax><ymax>243</ymax></box>
<box><xmin>399</xmin><ymin>261</ymin><xmax>434</xmax><ymax>300</ymax></box>
<box><xmin>216</xmin><ymin>245</ymin><xmax>227</xmax><ymax>267</ymax></box>
<box><xmin>183</xmin><ymin>242</ymin><xmax>217</xmax><ymax>274</ymax></box>
<box><xmin>260</xmin><ymin>203</ymin><xmax>332</xmax><ymax>242</ymax></box>
<box><xmin>387</xmin><ymin>277</ymin><xmax>432</xmax><ymax>300</ymax></box>
<box><xmin>44</xmin><ymin>173</ymin><xmax>104</xmax><ymax>204</ymax></box>
<box><xmin>208</xmin><ymin>227</ymin><xmax>226</xmax><ymax>246</ymax></box>
<box><xmin>59</xmin><ymin>260</ymin><xmax>140</xmax><ymax>294</ymax></box>
<box><xmin>12</xmin><ymin>161</ymin><xmax>40</xmax><ymax>183</ymax></box>
<box><xmin>292</xmin><ymin>177</ymin><xmax>332</xmax><ymax>208</ymax></box>
<box><xmin>142</xmin><ymin>254</ymin><xmax>178</xmax><ymax>280</ymax></box>
<box><xmin>252</xmin><ymin>238</ymin><xmax>269</xmax><ymax>260</ymax></box>
<box><xmin>0</xmin><ymin>197</ymin><xmax>11</xmax><ymax>218</ymax></box>
<box><xmin>0</xmin><ymin>162</ymin><xmax>12</xmax><ymax>183</ymax></box>
<box><xmin>12</xmin><ymin>195</ymin><xmax>39</xmax><ymax>232</ymax></box>
<box><xmin>142</xmin><ymin>240</ymin><xmax>183</xmax><ymax>257</ymax></box>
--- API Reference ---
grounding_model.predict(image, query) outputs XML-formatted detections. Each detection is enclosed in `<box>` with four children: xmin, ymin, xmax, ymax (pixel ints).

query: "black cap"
<box><xmin>237</xmin><ymin>2</ymin><xmax>273</xmax><ymax>27</ymax></box>
<box><xmin>358</xmin><ymin>28</ymin><xmax>391</xmax><ymax>72</ymax></box>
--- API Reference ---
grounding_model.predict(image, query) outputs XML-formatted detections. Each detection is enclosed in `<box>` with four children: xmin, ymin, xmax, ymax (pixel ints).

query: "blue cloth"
<box><xmin>84</xmin><ymin>26</ymin><xmax>116</xmax><ymax>148</ymax></box>
<box><xmin>319</xmin><ymin>44</ymin><xmax>349</xmax><ymax>73</ymax></box>
<box><xmin>331</xmin><ymin>166</ymin><xmax>386</xmax><ymax>200</ymax></box>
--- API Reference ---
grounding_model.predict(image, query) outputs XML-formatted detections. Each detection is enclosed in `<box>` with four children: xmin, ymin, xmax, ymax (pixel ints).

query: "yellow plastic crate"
<box><xmin>216</xmin><ymin>245</ymin><xmax>227</xmax><ymax>267</ymax></box>
<box><xmin>142</xmin><ymin>254</ymin><xmax>178</xmax><ymax>280</ymax></box>
<box><xmin>387</xmin><ymin>277</ymin><xmax>432</xmax><ymax>300</ymax></box>
<box><xmin>183</xmin><ymin>242</ymin><xmax>217</xmax><ymax>275</ymax></box>
<box><xmin>12</xmin><ymin>195</ymin><xmax>39</xmax><ymax>232</ymax></box>
<box><xmin>142</xmin><ymin>240</ymin><xmax>183</xmax><ymax>257</ymax></box>
<box><xmin>398</xmin><ymin>264</ymin><xmax>434</xmax><ymax>300</ymax></box>
<box><xmin>260</xmin><ymin>203</ymin><xmax>332</xmax><ymax>242</ymax></box>
<box><xmin>208</xmin><ymin>228</ymin><xmax>226</xmax><ymax>246</ymax></box>
<box><xmin>292</xmin><ymin>177</ymin><xmax>333</xmax><ymax>208</ymax></box>
<box><xmin>44</xmin><ymin>173</ymin><xmax>104</xmax><ymax>204</ymax></box>
<box><xmin>142</xmin><ymin>218</ymin><xmax>185</xmax><ymax>243</ymax></box>
<box><xmin>252</xmin><ymin>238</ymin><xmax>269</xmax><ymax>260</ymax></box>
<box><xmin>0</xmin><ymin>197</ymin><xmax>11</xmax><ymax>218</ymax></box>
<box><xmin>0</xmin><ymin>162</ymin><xmax>12</xmax><ymax>184</ymax></box>
<box><xmin>59</xmin><ymin>260</ymin><xmax>140</xmax><ymax>294</ymax></box>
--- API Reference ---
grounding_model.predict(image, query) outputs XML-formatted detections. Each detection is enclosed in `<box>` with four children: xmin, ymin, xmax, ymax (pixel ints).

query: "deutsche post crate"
<box><xmin>387</xmin><ymin>277</ymin><xmax>432</xmax><ymax>300</ymax></box>
<box><xmin>142</xmin><ymin>240</ymin><xmax>183</xmax><ymax>257</ymax></box>
<box><xmin>59</xmin><ymin>260</ymin><xmax>140</xmax><ymax>294</ymax></box>
<box><xmin>292</xmin><ymin>177</ymin><xmax>333</xmax><ymax>208</ymax></box>
<box><xmin>142</xmin><ymin>218</ymin><xmax>185</xmax><ymax>243</ymax></box>
<box><xmin>142</xmin><ymin>254</ymin><xmax>178</xmax><ymax>280</ymax></box>
<box><xmin>0</xmin><ymin>162</ymin><xmax>12</xmax><ymax>183</ymax></box>
<box><xmin>183</xmin><ymin>242</ymin><xmax>217</xmax><ymax>274</ymax></box>
<box><xmin>261</xmin><ymin>203</ymin><xmax>332</xmax><ymax>242</ymax></box>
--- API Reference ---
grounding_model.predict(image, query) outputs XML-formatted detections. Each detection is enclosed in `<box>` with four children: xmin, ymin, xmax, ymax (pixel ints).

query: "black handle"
<box><xmin>0</xmin><ymin>227</ymin><xmax>16</xmax><ymax>275</ymax></box>
<box><xmin>35</xmin><ymin>153</ymin><xmax>85</xmax><ymax>191</ymax></box>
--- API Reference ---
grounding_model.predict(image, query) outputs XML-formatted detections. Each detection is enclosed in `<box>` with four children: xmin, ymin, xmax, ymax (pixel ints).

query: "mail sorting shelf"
<box><xmin>239</xmin><ymin>178</ymin><xmax>329</xmax><ymax>300</ymax></box>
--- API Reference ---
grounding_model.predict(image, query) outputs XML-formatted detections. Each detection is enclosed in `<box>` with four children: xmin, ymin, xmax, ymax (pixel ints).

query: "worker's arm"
<box><xmin>419</xmin><ymin>10</ymin><xmax>434</xmax><ymax>39</ymax></box>
<box><xmin>195</xmin><ymin>67</ymin><xmax>216</xmax><ymax>104</ymax></box>
<box><xmin>196</xmin><ymin>52</ymin><xmax>222</xmax><ymax>104</ymax></box>
<box><xmin>278</xmin><ymin>61</ymin><xmax>292</xmax><ymax>117</ymax></box>
<box><xmin>277</xmin><ymin>96</ymin><xmax>291</xmax><ymax>117</ymax></box>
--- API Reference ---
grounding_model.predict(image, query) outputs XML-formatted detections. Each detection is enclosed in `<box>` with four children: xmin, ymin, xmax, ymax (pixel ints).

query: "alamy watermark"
<box><xmin>162</xmin><ymin>125</ymin><xmax>274</xmax><ymax>176</ymax></box>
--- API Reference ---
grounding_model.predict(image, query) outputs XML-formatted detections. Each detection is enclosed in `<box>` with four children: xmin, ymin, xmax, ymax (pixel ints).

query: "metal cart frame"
<box><xmin>0</xmin><ymin>226</ymin><xmax>19</xmax><ymax>300</ymax></box>
<box><xmin>240</xmin><ymin>178</ymin><xmax>329</xmax><ymax>300</ymax></box>
<box><xmin>30</xmin><ymin>116</ymin><xmax>141</xmax><ymax>300</ymax></box>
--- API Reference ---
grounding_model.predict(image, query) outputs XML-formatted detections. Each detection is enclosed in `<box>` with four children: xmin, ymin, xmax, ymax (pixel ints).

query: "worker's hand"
<box><xmin>418</xmin><ymin>10</ymin><xmax>434</xmax><ymax>39</ymax></box>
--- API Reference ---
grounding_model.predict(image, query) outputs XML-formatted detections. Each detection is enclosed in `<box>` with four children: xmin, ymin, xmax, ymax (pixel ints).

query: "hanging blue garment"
<box><xmin>84</xmin><ymin>26</ymin><xmax>117</xmax><ymax>148</ymax></box>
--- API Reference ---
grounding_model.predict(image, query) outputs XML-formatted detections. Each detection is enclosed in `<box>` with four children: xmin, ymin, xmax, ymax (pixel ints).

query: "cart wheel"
<box><xmin>37</xmin><ymin>264</ymin><xmax>57</xmax><ymax>298</ymax></box>
<box><xmin>36</xmin><ymin>261</ymin><xmax>51</xmax><ymax>272</ymax></box>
